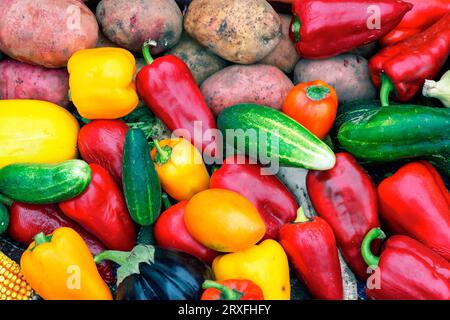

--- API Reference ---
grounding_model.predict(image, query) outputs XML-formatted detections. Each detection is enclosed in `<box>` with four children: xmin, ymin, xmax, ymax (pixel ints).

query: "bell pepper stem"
<box><xmin>202</xmin><ymin>280</ymin><xmax>244</xmax><ymax>300</ymax></box>
<box><xmin>142</xmin><ymin>40</ymin><xmax>158</xmax><ymax>65</ymax></box>
<box><xmin>380</xmin><ymin>73</ymin><xmax>394</xmax><ymax>107</ymax></box>
<box><xmin>291</xmin><ymin>15</ymin><xmax>301</xmax><ymax>42</ymax></box>
<box><xmin>294</xmin><ymin>207</ymin><xmax>310</xmax><ymax>223</ymax></box>
<box><xmin>0</xmin><ymin>193</ymin><xmax>13</xmax><ymax>207</ymax></box>
<box><xmin>30</xmin><ymin>232</ymin><xmax>53</xmax><ymax>251</ymax></box>
<box><xmin>306</xmin><ymin>85</ymin><xmax>330</xmax><ymax>101</ymax></box>
<box><xmin>153</xmin><ymin>140</ymin><xmax>172</xmax><ymax>166</ymax></box>
<box><xmin>361</xmin><ymin>228</ymin><xmax>386</xmax><ymax>267</ymax></box>
<box><xmin>94</xmin><ymin>250</ymin><xmax>130</xmax><ymax>266</ymax></box>
<box><xmin>161</xmin><ymin>193</ymin><xmax>172</xmax><ymax>210</ymax></box>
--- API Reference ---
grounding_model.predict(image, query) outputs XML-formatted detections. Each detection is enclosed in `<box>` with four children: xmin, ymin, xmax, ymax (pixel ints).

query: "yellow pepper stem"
<box><xmin>153</xmin><ymin>140</ymin><xmax>172</xmax><ymax>166</ymax></box>
<box><xmin>31</xmin><ymin>232</ymin><xmax>52</xmax><ymax>251</ymax></box>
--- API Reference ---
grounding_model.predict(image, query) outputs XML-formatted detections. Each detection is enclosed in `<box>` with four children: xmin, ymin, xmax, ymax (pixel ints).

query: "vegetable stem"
<box><xmin>142</xmin><ymin>40</ymin><xmax>157</xmax><ymax>65</ymax></box>
<box><xmin>94</xmin><ymin>250</ymin><xmax>129</xmax><ymax>266</ymax></box>
<box><xmin>361</xmin><ymin>228</ymin><xmax>385</xmax><ymax>267</ymax></box>
<box><xmin>202</xmin><ymin>280</ymin><xmax>244</xmax><ymax>300</ymax></box>
<box><xmin>294</xmin><ymin>207</ymin><xmax>310</xmax><ymax>223</ymax></box>
<box><xmin>380</xmin><ymin>73</ymin><xmax>394</xmax><ymax>107</ymax></box>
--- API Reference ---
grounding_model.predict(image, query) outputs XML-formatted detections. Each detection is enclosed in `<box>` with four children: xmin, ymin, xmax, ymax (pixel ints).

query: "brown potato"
<box><xmin>293</xmin><ymin>54</ymin><xmax>376</xmax><ymax>104</ymax></box>
<box><xmin>0</xmin><ymin>0</ymin><xmax>98</xmax><ymax>68</ymax></box>
<box><xmin>96</xmin><ymin>0</ymin><xmax>183</xmax><ymax>54</ymax></box>
<box><xmin>184</xmin><ymin>0</ymin><xmax>282</xmax><ymax>64</ymax></box>
<box><xmin>0</xmin><ymin>59</ymin><xmax>69</xmax><ymax>107</ymax></box>
<box><xmin>201</xmin><ymin>64</ymin><xmax>293</xmax><ymax>116</ymax></box>
<box><xmin>167</xmin><ymin>33</ymin><xmax>228</xmax><ymax>85</ymax></box>
<box><xmin>261</xmin><ymin>14</ymin><xmax>300</xmax><ymax>73</ymax></box>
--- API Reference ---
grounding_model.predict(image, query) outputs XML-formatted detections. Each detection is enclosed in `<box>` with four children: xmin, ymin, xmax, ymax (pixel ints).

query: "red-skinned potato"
<box><xmin>0</xmin><ymin>0</ymin><xmax>98</xmax><ymax>68</ymax></box>
<box><xmin>96</xmin><ymin>0</ymin><xmax>183</xmax><ymax>54</ymax></box>
<box><xmin>0</xmin><ymin>59</ymin><xmax>69</xmax><ymax>107</ymax></box>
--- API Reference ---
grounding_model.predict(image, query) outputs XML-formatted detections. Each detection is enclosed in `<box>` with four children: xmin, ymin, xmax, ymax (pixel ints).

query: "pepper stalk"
<box><xmin>423</xmin><ymin>70</ymin><xmax>450</xmax><ymax>108</ymax></box>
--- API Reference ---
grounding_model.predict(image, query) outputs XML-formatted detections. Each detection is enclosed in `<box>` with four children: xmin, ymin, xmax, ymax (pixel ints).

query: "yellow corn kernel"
<box><xmin>0</xmin><ymin>251</ymin><xmax>33</xmax><ymax>300</ymax></box>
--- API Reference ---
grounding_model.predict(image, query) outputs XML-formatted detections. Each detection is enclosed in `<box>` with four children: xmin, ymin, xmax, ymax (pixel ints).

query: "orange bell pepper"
<box><xmin>151</xmin><ymin>138</ymin><xmax>210</xmax><ymax>201</ymax></box>
<box><xmin>20</xmin><ymin>227</ymin><xmax>112</xmax><ymax>300</ymax></box>
<box><xmin>282</xmin><ymin>80</ymin><xmax>338</xmax><ymax>140</ymax></box>
<box><xmin>184</xmin><ymin>189</ymin><xmax>266</xmax><ymax>252</ymax></box>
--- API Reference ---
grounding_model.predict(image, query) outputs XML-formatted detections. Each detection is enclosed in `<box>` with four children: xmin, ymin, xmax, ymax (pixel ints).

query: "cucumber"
<box><xmin>217</xmin><ymin>104</ymin><xmax>336</xmax><ymax>170</ymax></box>
<box><xmin>338</xmin><ymin>106</ymin><xmax>450</xmax><ymax>162</ymax></box>
<box><xmin>0</xmin><ymin>203</ymin><xmax>9</xmax><ymax>234</ymax></box>
<box><xmin>122</xmin><ymin>128</ymin><xmax>161</xmax><ymax>226</ymax></box>
<box><xmin>0</xmin><ymin>160</ymin><xmax>91</xmax><ymax>204</ymax></box>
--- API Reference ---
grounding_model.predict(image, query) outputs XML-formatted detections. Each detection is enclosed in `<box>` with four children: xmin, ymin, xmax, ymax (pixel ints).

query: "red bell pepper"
<box><xmin>380</xmin><ymin>0</ymin><xmax>450</xmax><ymax>47</ymax></box>
<box><xmin>279</xmin><ymin>208</ymin><xmax>343</xmax><ymax>300</ymax></box>
<box><xmin>370</xmin><ymin>13</ymin><xmax>450</xmax><ymax>106</ymax></box>
<box><xmin>210</xmin><ymin>155</ymin><xmax>297</xmax><ymax>239</ymax></box>
<box><xmin>201</xmin><ymin>279</ymin><xmax>264</xmax><ymax>300</ymax></box>
<box><xmin>306</xmin><ymin>152</ymin><xmax>380</xmax><ymax>280</ymax></box>
<box><xmin>78</xmin><ymin>119</ymin><xmax>129</xmax><ymax>186</ymax></box>
<box><xmin>59</xmin><ymin>163</ymin><xmax>136</xmax><ymax>251</ymax></box>
<box><xmin>378</xmin><ymin>161</ymin><xmax>450</xmax><ymax>261</ymax></box>
<box><xmin>362</xmin><ymin>228</ymin><xmax>450</xmax><ymax>300</ymax></box>
<box><xmin>289</xmin><ymin>0</ymin><xmax>412</xmax><ymax>59</ymax></box>
<box><xmin>5</xmin><ymin>201</ymin><xmax>114</xmax><ymax>284</ymax></box>
<box><xmin>136</xmin><ymin>41</ymin><xmax>217</xmax><ymax>156</ymax></box>
<box><xmin>154</xmin><ymin>200</ymin><xmax>218</xmax><ymax>265</ymax></box>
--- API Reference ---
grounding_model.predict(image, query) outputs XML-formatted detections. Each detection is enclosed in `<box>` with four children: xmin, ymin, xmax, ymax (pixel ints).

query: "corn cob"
<box><xmin>0</xmin><ymin>251</ymin><xmax>33</xmax><ymax>300</ymax></box>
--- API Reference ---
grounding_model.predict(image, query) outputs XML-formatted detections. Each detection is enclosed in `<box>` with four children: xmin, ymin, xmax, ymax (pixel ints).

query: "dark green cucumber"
<box><xmin>338</xmin><ymin>106</ymin><xmax>450</xmax><ymax>162</ymax></box>
<box><xmin>122</xmin><ymin>128</ymin><xmax>161</xmax><ymax>226</ymax></box>
<box><xmin>217</xmin><ymin>104</ymin><xmax>336</xmax><ymax>170</ymax></box>
<box><xmin>0</xmin><ymin>202</ymin><xmax>9</xmax><ymax>234</ymax></box>
<box><xmin>0</xmin><ymin>160</ymin><xmax>91</xmax><ymax>204</ymax></box>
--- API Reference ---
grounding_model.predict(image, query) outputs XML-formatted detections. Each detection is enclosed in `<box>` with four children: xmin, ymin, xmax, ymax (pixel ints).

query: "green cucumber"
<box><xmin>0</xmin><ymin>202</ymin><xmax>9</xmax><ymax>234</ymax></box>
<box><xmin>338</xmin><ymin>106</ymin><xmax>450</xmax><ymax>162</ymax></box>
<box><xmin>217</xmin><ymin>104</ymin><xmax>336</xmax><ymax>170</ymax></box>
<box><xmin>122</xmin><ymin>128</ymin><xmax>161</xmax><ymax>226</ymax></box>
<box><xmin>0</xmin><ymin>160</ymin><xmax>91</xmax><ymax>204</ymax></box>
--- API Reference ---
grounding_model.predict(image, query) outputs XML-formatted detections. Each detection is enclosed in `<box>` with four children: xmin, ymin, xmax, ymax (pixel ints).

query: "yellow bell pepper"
<box><xmin>212</xmin><ymin>239</ymin><xmax>291</xmax><ymax>300</ymax></box>
<box><xmin>20</xmin><ymin>227</ymin><xmax>112</xmax><ymax>300</ymax></box>
<box><xmin>68</xmin><ymin>47</ymin><xmax>139</xmax><ymax>119</ymax></box>
<box><xmin>150</xmin><ymin>138</ymin><xmax>210</xmax><ymax>201</ymax></box>
<box><xmin>0</xmin><ymin>100</ymin><xmax>79</xmax><ymax>168</ymax></box>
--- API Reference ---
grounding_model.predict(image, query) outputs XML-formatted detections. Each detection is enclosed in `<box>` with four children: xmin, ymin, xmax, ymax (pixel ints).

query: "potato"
<box><xmin>96</xmin><ymin>0</ymin><xmax>183</xmax><ymax>54</ymax></box>
<box><xmin>0</xmin><ymin>0</ymin><xmax>98</xmax><ymax>68</ymax></box>
<box><xmin>201</xmin><ymin>64</ymin><xmax>293</xmax><ymax>116</ymax></box>
<box><xmin>96</xmin><ymin>30</ymin><xmax>118</xmax><ymax>48</ymax></box>
<box><xmin>0</xmin><ymin>59</ymin><xmax>69</xmax><ymax>107</ymax></box>
<box><xmin>261</xmin><ymin>14</ymin><xmax>300</xmax><ymax>73</ymax></box>
<box><xmin>184</xmin><ymin>0</ymin><xmax>282</xmax><ymax>64</ymax></box>
<box><xmin>293</xmin><ymin>54</ymin><xmax>376</xmax><ymax>104</ymax></box>
<box><xmin>167</xmin><ymin>33</ymin><xmax>228</xmax><ymax>85</ymax></box>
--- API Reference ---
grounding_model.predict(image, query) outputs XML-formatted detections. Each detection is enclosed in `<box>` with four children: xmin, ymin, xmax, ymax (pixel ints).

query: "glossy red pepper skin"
<box><xmin>289</xmin><ymin>0</ymin><xmax>412</xmax><ymax>59</ymax></box>
<box><xmin>370</xmin><ymin>14</ymin><xmax>450</xmax><ymax>104</ymax></box>
<box><xmin>378</xmin><ymin>161</ymin><xmax>450</xmax><ymax>261</ymax></box>
<box><xmin>154</xmin><ymin>201</ymin><xmax>218</xmax><ymax>265</ymax></box>
<box><xmin>306</xmin><ymin>152</ymin><xmax>380</xmax><ymax>280</ymax></box>
<box><xmin>78</xmin><ymin>119</ymin><xmax>129</xmax><ymax>186</ymax></box>
<box><xmin>201</xmin><ymin>279</ymin><xmax>264</xmax><ymax>300</ymax></box>
<box><xmin>365</xmin><ymin>233</ymin><xmax>450</xmax><ymax>300</ymax></box>
<box><xmin>136</xmin><ymin>49</ymin><xmax>217</xmax><ymax>155</ymax></box>
<box><xmin>210</xmin><ymin>155</ymin><xmax>297</xmax><ymax>240</ymax></box>
<box><xmin>279</xmin><ymin>213</ymin><xmax>344</xmax><ymax>300</ymax></box>
<box><xmin>59</xmin><ymin>164</ymin><xmax>136</xmax><ymax>251</ymax></box>
<box><xmin>7</xmin><ymin>202</ymin><xmax>114</xmax><ymax>284</ymax></box>
<box><xmin>380</xmin><ymin>0</ymin><xmax>450</xmax><ymax>47</ymax></box>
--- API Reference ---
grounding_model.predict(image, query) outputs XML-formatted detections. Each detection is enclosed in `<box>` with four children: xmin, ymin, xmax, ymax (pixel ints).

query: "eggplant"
<box><xmin>95</xmin><ymin>245</ymin><xmax>213</xmax><ymax>300</ymax></box>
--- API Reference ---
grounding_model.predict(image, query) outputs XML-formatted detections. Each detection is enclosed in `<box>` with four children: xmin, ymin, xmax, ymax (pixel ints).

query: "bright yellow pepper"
<box><xmin>150</xmin><ymin>138</ymin><xmax>210</xmax><ymax>201</ymax></box>
<box><xmin>212</xmin><ymin>239</ymin><xmax>291</xmax><ymax>300</ymax></box>
<box><xmin>68</xmin><ymin>47</ymin><xmax>139</xmax><ymax>119</ymax></box>
<box><xmin>20</xmin><ymin>227</ymin><xmax>112</xmax><ymax>300</ymax></box>
<box><xmin>0</xmin><ymin>100</ymin><xmax>79</xmax><ymax>168</ymax></box>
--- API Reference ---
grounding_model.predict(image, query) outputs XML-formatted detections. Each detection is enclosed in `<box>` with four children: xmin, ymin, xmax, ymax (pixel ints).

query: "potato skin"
<box><xmin>167</xmin><ymin>33</ymin><xmax>228</xmax><ymax>85</ymax></box>
<box><xmin>0</xmin><ymin>59</ymin><xmax>69</xmax><ymax>107</ymax></box>
<box><xmin>261</xmin><ymin>14</ymin><xmax>300</xmax><ymax>73</ymax></box>
<box><xmin>0</xmin><ymin>0</ymin><xmax>98</xmax><ymax>68</ymax></box>
<box><xmin>184</xmin><ymin>0</ymin><xmax>282</xmax><ymax>64</ymax></box>
<box><xmin>294</xmin><ymin>54</ymin><xmax>376</xmax><ymax>104</ymax></box>
<box><xmin>201</xmin><ymin>64</ymin><xmax>293</xmax><ymax>116</ymax></box>
<box><xmin>96</xmin><ymin>0</ymin><xmax>183</xmax><ymax>54</ymax></box>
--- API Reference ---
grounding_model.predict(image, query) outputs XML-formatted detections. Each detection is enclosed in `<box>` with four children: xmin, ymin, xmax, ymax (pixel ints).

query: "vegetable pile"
<box><xmin>0</xmin><ymin>0</ymin><xmax>449</xmax><ymax>301</ymax></box>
